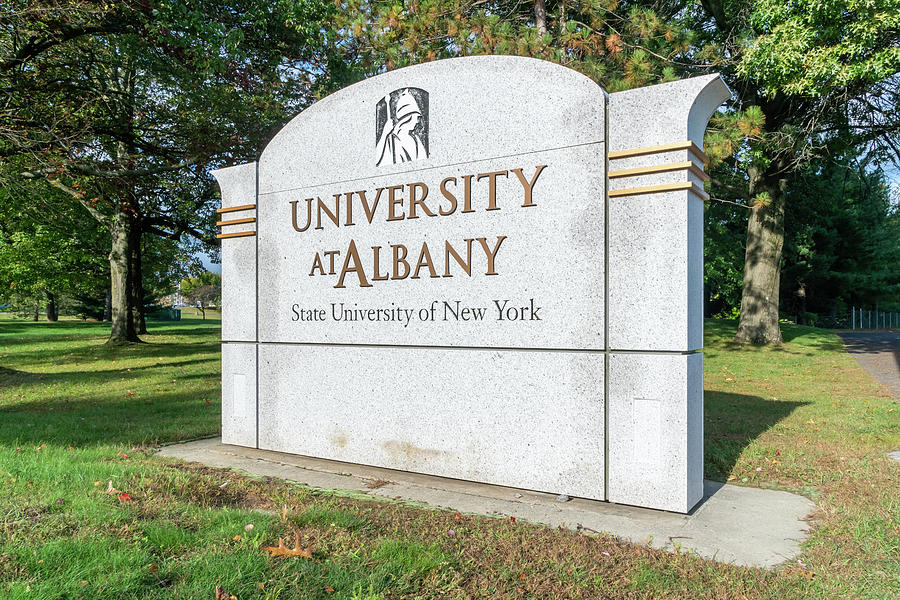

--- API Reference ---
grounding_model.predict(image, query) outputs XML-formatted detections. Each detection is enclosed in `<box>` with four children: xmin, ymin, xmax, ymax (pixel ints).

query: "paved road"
<box><xmin>837</xmin><ymin>331</ymin><xmax>900</xmax><ymax>399</ymax></box>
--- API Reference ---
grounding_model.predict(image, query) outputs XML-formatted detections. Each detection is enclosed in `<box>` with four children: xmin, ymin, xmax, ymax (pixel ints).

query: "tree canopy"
<box><xmin>1</xmin><ymin>0</ymin><xmax>335</xmax><ymax>341</ymax></box>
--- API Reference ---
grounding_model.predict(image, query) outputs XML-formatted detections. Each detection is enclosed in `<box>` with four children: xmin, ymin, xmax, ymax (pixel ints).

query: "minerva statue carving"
<box><xmin>376</xmin><ymin>89</ymin><xmax>428</xmax><ymax>166</ymax></box>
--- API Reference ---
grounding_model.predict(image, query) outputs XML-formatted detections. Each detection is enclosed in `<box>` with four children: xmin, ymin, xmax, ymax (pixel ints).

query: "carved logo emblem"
<box><xmin>376</xmin><ymin>88</ymin><xmax>429</xmax><ymax>166</ymax></box>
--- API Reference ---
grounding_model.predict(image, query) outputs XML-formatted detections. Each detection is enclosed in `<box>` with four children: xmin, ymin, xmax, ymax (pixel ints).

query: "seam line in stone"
<box><xmin>221</xmin><ymin>340</ymin><xmax>699</xmax><ymax>355</ymax></box>
<box><xmin>603</xmin><ymin>92</ymin><xmax>610</xmax><ymax>503</ymax></box>
<box><xmin>255</xmin><ymin>159</ymin><xmax>260</xmax><ymax>450</ymax></box>
<box><xmin>256</xmin><ymin>140</ymin><xmax>606</xmax><ymax>197</ymax></box>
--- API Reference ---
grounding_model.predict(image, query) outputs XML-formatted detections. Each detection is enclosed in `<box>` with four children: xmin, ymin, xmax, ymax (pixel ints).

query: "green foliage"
<box><xmin>1</xmin><ymin>0</ymin><xmax>337</xmax><ymax>215</ymax></box>
<box><xmin>0</xmin><ymin>172</ymin><xmax>108</xmax><ymax>310</ymax></box>
<box><xmin>704</xmin><ymin>200</ymin><xmax>747</xmax><ymax>318</ymax></box>
<box><xmin>780</xmin><ymin>153</ymin><xmax>900</xmax><ymax>317</ymax></box>
<box><xmin>741</xmin><ymin>0</ymin><xmax>900</xmax><ymax>97</ymax></box>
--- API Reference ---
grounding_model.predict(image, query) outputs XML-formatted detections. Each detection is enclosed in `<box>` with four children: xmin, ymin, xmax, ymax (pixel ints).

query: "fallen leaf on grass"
<box><xmin>214</xmin><ymin>585</ymin><xmax>237</xmax><ymax>600</ymax></box>
<box><xmin>325</xmin><ymin>586</ymin><xmax>335</xmax><ymax>593</ymax></box>
<box><xmin>262</xmin><ymin>537</ymin><xmax>313</xmax><ymax>559</ymax></box>
<box><xmin>148</xmin><ymin>564</ymin><xmax>158</xmax><ymax>573</ymax></box>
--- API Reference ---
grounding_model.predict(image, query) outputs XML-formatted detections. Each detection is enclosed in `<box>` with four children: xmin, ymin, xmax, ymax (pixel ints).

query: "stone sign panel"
<box><xmin>213</xmin><ymin>56</ymin><xmax>729</xmax><ymax>513</ymax></box>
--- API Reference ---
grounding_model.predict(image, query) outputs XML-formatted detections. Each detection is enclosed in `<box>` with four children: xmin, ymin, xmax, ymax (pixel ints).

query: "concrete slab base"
<box><xmin>157</xmin><ymin>438</ymin><xmax>815</xmax><ymax>569</ymax></box>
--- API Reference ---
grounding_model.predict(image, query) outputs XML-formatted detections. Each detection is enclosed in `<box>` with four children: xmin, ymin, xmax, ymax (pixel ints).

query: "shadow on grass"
<box><xmin>0</xmin><ymin>357</ymin><xmax>218</xmax><ymax>390</ymax></box>
<box><xmin>706</xmin><ymin>318</ymin><xmax>846</xmax><ymax>354</ymax></box>
<box><xmin>143</xmin><ymin>326</ymin><xmax>222</xmax><ymax>337</ymax></box>
<box><xmin>1</xmin><ymin>342</ymin><xmax>219</xmax><ymax>371</ymax></box>
<box><xmin>1</xmin><ymin>320</ymin><xmax>222</xmax><ymax>447</ymax></box>
<box><xmin>0</xmin><ymin>320</ymin><xmax>112</xmax><ymax>340</ymax></box>
<box><xmin>0</xmin><ymin>318</ymin><xmax>220</xmax><ymax>338</ymax></box>
<box><xmin>781</xmin><ymin>326</ymin><xmax>846</xmax><ymax>351</ymax></box>
<box><xmin>704</xmin><ymin>390</ymin><xmax>808</xmax><ymax>481</ymax></box>
<box><xmin>0</xmin><ymin>388</ymin><xmax>220</xmax><ymax>447</ymax></box>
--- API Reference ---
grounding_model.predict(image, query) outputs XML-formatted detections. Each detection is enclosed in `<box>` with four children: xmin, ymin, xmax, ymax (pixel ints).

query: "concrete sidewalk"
<box><xmin>158</xmin><ymin>438</ymin><xmax>815</xmax><ymax>569</ymax></box>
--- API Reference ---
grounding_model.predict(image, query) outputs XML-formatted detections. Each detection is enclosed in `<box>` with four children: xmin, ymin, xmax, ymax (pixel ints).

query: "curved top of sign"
<box><xmin>257</xmin><ymin>55</ymin><xmax>608</xmax><ymax>196</ymax></box>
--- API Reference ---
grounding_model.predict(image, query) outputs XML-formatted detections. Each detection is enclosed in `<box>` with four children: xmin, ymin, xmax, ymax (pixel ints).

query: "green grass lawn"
<box><xmin>0</xmin><ymin>316</ymin><xmax>897</xmax><ymax>599</ymax></box>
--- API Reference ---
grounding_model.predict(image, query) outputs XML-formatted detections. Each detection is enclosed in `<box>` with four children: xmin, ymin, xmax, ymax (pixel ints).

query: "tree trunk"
<box><xmin>107</xmin><ymin>211</ymin><xmax>141</xmax><ymax>344</ymax></box>
<box><xmin>46</xmin><ymin>291</ymin><xmax>58</xmax><ymax>321</ymax></box>
<box><xmin>131</xmin><ymin>229</ymin><xmax>147</xmax><ymax>335</ymax></box>
<box><xmin>534</xmin><ymin>0</ymin><xmax>548</xmax><ymax>35</ymax></box>
<box><xmin>106</xmin><ymin>61</ymin><xmax>142</xmax><ymax>344</ymax></box>
<box><xmin>735</xmin><ymin>165</ymin><xmax>787</xmax><ymax>345</ymax></box>
<box><xmin>103</xmin><ymin>289</ymin><xmax>111</xmax><ymax>321</ymax></box>
<box><xmin>33</xmin><ymin>303</ymin><xmax>39</xmax><ymax>321</ymax></box>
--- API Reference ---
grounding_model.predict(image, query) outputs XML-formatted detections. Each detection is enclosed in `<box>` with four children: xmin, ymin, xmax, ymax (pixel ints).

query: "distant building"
<box><xmin>159</xmin><ymin>292</ymin><xmax>185</xmax><ymax>307</ymax></box>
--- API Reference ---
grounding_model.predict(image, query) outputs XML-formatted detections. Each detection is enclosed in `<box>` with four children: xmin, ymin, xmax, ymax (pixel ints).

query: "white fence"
<box><xmin>851</xmin><ymin>307</ymin><xmax>899</xmax><ymax>330</ymax></box>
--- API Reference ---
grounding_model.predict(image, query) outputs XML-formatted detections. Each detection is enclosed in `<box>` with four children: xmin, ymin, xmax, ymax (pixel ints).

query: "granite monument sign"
<box><xmin>213</xmin><ymin>56</ymin><xmax>729</xmax><ymax>513</ymax></box>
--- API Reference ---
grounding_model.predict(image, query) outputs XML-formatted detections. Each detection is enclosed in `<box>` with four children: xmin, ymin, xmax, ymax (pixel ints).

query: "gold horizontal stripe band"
<box><xmin>216</xmin><ymin>231</ymin><xmax>257</xmax><ymax>240</ymax></box>
<box><xmin>215</xmin><ymin>203</ymin><xmax>256</xmax><ymax>214</ymax></box>
<box><xmin>608</xmin><ymin>141</ymin><xmax>708</xmax><ymax>166</ymax></box>
<box><xmin>608</xmin><ymin>161</ymin><xmax>710</xmax><ymax>182</ymax></box>
<box><xmin>608</xmin><ymin>180</ymin><xmax>709</xmax><ymax>201</ymax></box>
<box><xmin>216</xmin><ymin>217</ymin><xmax>256</xmax><ymax>227</ymax></box>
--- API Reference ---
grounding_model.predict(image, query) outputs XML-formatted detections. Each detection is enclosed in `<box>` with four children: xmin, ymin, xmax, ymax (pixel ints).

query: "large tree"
<box><xmin>1</xmin><ymin>0</ymin><xmax>333</xmax><ymax>343</ymax></box>
<box><xmin>681</xmin><ymin>0</ymin><xmax>900</xmax><ymax>343</ymax></box>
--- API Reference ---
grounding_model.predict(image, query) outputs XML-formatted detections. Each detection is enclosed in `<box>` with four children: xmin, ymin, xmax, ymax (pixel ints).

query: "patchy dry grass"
<box><xmin>0</xmin><ymin>316</ymin><xmax>898</xmax><ymax>598</ymax></box>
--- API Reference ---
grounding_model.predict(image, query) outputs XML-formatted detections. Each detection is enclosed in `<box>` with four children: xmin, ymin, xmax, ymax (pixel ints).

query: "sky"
<box><xmin>200</xmin><ymin>252</ymin><xmax>221</xmax><ymax>274</ymax></box>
